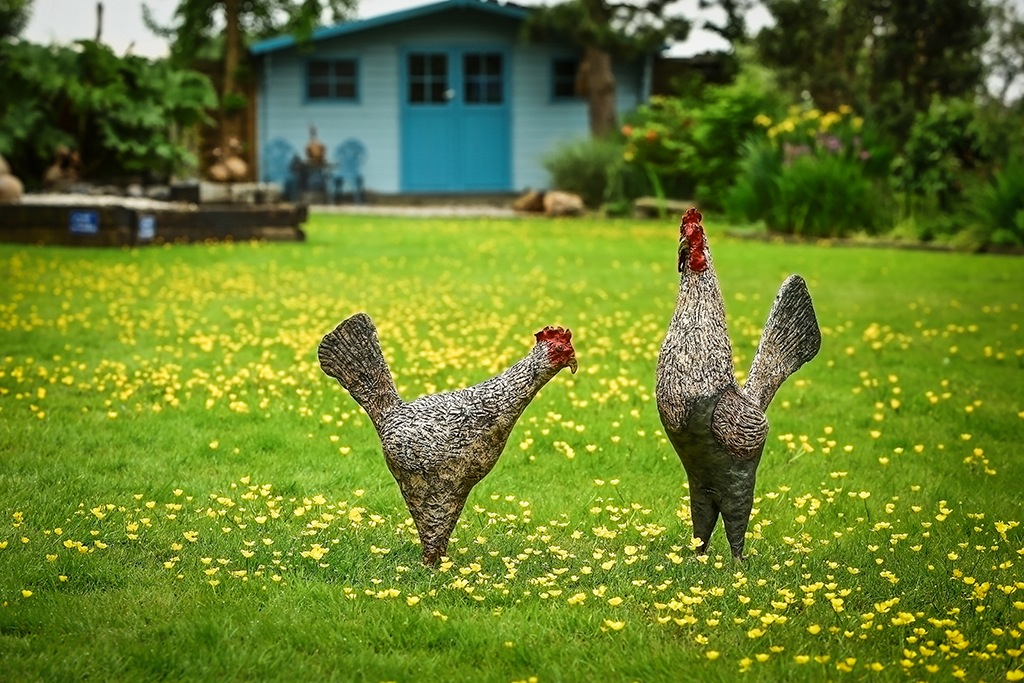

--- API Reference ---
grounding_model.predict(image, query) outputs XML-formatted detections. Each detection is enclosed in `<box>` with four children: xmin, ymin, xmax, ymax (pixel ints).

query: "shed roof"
<box><xmin>250</xmin><ymin>0</ymin><xmax>531</xmax><ymax>55</ymax></box>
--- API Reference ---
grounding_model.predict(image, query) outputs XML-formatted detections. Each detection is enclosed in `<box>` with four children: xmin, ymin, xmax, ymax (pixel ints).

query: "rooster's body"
<box><xmin>318</xmin><ymin>313</ymin><xmax>577</xmax><ymax>565</ymax></box>
<box><xmin>656</xmin><ymin>208</ymin><xmax>821</xmax><ymax>560</ymax></box>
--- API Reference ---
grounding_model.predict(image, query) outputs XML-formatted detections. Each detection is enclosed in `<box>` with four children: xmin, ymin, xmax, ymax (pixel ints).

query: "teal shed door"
<box><xmin>400</xmin><ymin>49</ymin><xmax>511</xmax><ymax>192</ymax></box>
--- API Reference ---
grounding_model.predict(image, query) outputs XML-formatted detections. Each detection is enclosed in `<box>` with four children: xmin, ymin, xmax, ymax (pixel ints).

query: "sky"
<box><xmin>22</xmin><ymin>0</ymin><xmax>767</xmax><ymax>59</ymax></box>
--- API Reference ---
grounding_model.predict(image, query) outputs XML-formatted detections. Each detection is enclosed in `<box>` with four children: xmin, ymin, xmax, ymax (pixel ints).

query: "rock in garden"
<box><xmin>0</xmin><ymin>172</ymin><xmax>24</xmax><ymax>203</ymax></box>
<box><xmin>512</xmin><ymin>189</ymin><xmax>545</xmax><ymax>213</ymax></box>
<box><xmin>543</xmin><ymin>190</ymin><xmax>584</xmax><ymax>217</ymax></box>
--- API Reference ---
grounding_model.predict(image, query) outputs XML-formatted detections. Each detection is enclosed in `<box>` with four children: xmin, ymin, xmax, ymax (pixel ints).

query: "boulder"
<box><xmin>224</xmin><ymin>155</ymin><xmax>248</xmax><ymax>182</ymax></box>
<box><xmin>0</xmin><ymin>173</ymin><xmax>23</xmax><ymax>203</ymax></box>
<box><xmin>512</xmin><ymin>189</ymin><xmax>545</xmax><ymax>213</ymax></box>
<box><xmin>207</xmin><ymin>162</ymin><xmax>231</xmax><ymax>183</ymax></box>
<box><xmin>543</xmin><ymin>190</ymin><xmax>584</xmax><ymax>217</ymax></box>
<box><xmin>0</xmin><ymin>154</ymin><xmax>24</xmax><ymax>203</ymax></box>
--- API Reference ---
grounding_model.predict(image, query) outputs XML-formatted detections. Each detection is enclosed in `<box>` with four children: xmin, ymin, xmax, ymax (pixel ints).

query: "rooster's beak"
<box><xmin>568</xmin><ymin>357</ymin><xmax>578</xmax><ymax>374</ymax></box>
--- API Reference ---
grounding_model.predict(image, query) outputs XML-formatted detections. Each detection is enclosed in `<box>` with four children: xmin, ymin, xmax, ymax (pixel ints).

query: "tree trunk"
<box><xmin>579</xmin><ymin>45</ymin><xmax>617</xmax><ymax>138</ymax></box>
<box><xmin>221</xmin><ymin>0</ymin><xmax>243</xmax><ymax>148</ymax></box>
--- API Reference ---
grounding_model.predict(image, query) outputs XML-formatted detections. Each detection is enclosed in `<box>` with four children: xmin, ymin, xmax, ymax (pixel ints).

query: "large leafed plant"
<box><xmin>0</xmin><ymin>39</ymin><xmax>216</xmax><ymax>186</ymax></box>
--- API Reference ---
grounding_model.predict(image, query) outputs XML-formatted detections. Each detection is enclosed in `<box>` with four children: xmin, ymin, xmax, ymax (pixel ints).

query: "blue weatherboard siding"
<box><xmin>251</xmin><ymin>0</ymin><xmax>649</xmax><ymax>194</ymax></box>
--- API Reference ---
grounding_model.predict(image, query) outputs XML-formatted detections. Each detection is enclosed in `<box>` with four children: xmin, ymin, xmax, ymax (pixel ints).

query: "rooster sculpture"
<box><xmin>318</xmin><ymin>313</ymin><xmax>577</xmax><ymax>566</ymax></box>
<box><xmin>656</xmin><ymin>208</ymin><xmax>821</xmax><ymax>561</ymax></box>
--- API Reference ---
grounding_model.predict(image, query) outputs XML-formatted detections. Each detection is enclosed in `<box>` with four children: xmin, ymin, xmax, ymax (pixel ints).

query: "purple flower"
<box><xmin>819</xmin><ymin>134</ymin><xmax>842</xmax><ymax>153</ymax></box>
<box><xmin>783</xmin><ymin>142</ymin><xmax>811</xmax><ymax>166</ymax></box>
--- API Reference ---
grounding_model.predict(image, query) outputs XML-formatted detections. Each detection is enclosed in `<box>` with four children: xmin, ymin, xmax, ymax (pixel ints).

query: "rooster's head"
<box><xmin>678</xmin><ymin>207</ymin><xmax>708</xmax><ymax>273</ymax></box>
<box><xmin>535</xmin><ymin>326</ymin><xmax>578</xmax><ymax>374</ymax></box>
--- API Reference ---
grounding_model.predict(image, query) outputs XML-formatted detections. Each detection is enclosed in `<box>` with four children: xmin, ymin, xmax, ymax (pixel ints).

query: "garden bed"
<box><xmin>724</xmin><ymin>227</ymin><xmax>1024</xmax><ymax>255</ymax></box>
<box><xmin>0</xmin><ymin>194</ymin><xmax>307</xmax><ymax>246</ymax></box>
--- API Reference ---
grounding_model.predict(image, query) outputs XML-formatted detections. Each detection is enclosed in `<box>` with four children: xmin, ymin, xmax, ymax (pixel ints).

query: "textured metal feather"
<box><xmin>318</xmin><ymin>313</ymin><xmax>576</xmax><ymax>566</ymax></box>
<box><xmin>744</xmin><ymin>275</ymin><xmax>822</xmax><ymax>411</ymax></box>
<box><xmin>655</xmin><ymin>210</ymin><xmax>820</xmax><ymax>560</ymax></box>
<box><xmin>318</xmin><ymin>313</ymin><xmax>401</xmax><ymax>425</ymax></box>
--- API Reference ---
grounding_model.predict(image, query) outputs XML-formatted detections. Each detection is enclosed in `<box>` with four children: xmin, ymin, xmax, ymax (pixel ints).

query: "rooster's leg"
<box><xmin>689</xmin><ymin>486</ymin><xmax>720</xmax><ymax>555</ymax></box>
<box><xmin>721</xmin><ymin>498</ymin><xmax>754</xmax><ymax>561</ymax></box>
<box><xmin>408</xmin><ymin>490</ymin><xmax>470</xmax><ymax>568</ymax></box>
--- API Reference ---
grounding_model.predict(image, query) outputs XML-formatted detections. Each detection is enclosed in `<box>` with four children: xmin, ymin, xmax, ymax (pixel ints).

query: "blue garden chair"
<box><xmin>332</xmin><ymin>138</ymin><xmax>366</xmax><ymax>204</ymax></box>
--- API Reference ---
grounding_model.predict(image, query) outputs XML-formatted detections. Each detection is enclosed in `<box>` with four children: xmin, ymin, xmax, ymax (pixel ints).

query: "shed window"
<box><xmin>464</xmin><ymin>52</ymin><xmax>503</xmax><ymax>104</ymax></box>
<box><xmin>408</xmin><ymin>53</ymin><xmax>448</xmax><ymax>104</ymax></box>
<box><xmin>552</xmin><ymin>58</ymin><xmax>579</xmax><ymax>100</ymax></box>
<box><xmin>307</xmin><ymin>59</ymin><xmax>358</xmax><ymax>101</ymax></box>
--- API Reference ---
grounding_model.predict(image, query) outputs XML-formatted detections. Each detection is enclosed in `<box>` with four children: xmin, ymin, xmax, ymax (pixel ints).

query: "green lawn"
<box><xmin>1</xmin><ymin>213</ymin><xmax>1022</xmax><ymax>682</ymax></box>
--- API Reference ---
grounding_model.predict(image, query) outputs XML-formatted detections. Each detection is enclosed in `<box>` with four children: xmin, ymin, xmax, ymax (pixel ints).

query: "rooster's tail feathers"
<box><xmin>318</xmin><ymin>313</ymin><xmax>401</xmax><ymax>424</ymax></box>
<box><xmin>743</xmin><ymin>275</ymin><xmax>821</xmax><ymax>411</ymax></box>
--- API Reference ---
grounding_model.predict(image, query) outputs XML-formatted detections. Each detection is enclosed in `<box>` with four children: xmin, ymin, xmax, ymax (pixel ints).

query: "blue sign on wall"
<box><xmin>69</xmin><ymin>210</ymin><xmax>100</xmax><ymax>235</ymax></box>
<box><xmin>137</xmin><ymin>214</ymin><xmax>156</xmax><ymax>241</ymax></box>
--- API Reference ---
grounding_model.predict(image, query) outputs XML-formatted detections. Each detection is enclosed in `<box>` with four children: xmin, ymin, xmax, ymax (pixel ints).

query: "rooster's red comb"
<box><xmin>679</xmin><ymin>206</ymin><xmax>708</xmax><ymax>273</ymax></box>
<box><xmin>535</xmin><ymin>326</ymin><xmax>572</xmax><ymax>344</ymax></box>
<box><xmin>682</xmin><ymin>207</ymin><xmax>702</xmax><ymax>230</ymax></box>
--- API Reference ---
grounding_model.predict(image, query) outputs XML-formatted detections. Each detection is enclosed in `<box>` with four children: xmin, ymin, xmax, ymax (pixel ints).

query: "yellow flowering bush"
<box><xmin>730</xmin><ymin>103</ymin><xmax>891</xmax><ymax>236</ymax></box>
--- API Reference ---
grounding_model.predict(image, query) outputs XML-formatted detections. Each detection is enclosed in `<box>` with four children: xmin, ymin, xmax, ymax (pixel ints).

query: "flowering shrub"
<box><xmin>620</xmin><ymin>96</ymin><xmax>700</xmax><ymax>201</ymax></box>
<box><xmin>763</xmin><ymin>104</ymin><xmax>870</xmax><ymax>165</ymax></box>
<box><xmin>620</xmin><ymin>65</ymin><xmax>784</xmax><ymax>208</ymax></box>
<box><xmin>729</xmin><ymin>105</ymin><xmax>891</xmax><ymax>236</ymax></box>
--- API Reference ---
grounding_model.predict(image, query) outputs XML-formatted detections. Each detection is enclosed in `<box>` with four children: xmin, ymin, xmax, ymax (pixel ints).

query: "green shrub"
<box><xmin>968</xmin><ymin>160</ymin><xmax>1024</xmax><ymax>247</ymax></box>
<box><xmin>729</xmin><ymin>139</ymin><xmax>884</xmax><ymax>237</ymax></box>
<box><xmin>542</xmin><ymin>136</ymin><xmax>642</xmax><ymax>209</ymax></box>
<box><xmin>724</xmin><ymin>138</ymin><xmax>781</xmax><ymax>226</ymax></box>
<box><xmin>0</xmin><ymin>39</ymin><xmax>215</xmax><ymax>185</ymax></box>
<box><xmin>620</xmin><ymin>59</ymin><xmax>785</xmax><ymax>209</ymax></box>
<box><xmin>777</xmin><ymin>154</ymin><xmax>880</xmax><ymax>236</ymax></box>
<box><xmin>890</xmin><ymin>97</ymin><xmax>989</xmax><ymax>212</ymax></box>
<box><xmin>727</xmin><ymin>105</ymin><xmax>890</xmax><ymax>237</ymax></box>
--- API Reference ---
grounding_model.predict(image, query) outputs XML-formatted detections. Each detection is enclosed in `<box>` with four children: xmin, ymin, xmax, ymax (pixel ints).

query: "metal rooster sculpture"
<box><xmin>655</xmin><ymin>208</ymin><xmax>821</xmax><ymax>560</ymax></box>
<box><xmin>318</xmin><ymin>313</ymin><xmax>577</xmax><ymax>566</ymax></box>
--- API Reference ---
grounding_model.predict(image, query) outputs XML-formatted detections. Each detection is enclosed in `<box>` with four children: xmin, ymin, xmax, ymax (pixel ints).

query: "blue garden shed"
<box><xmin>250</xmin><ymin>0</ymin><xmax>652</xmax><ymax>197</ymax></box>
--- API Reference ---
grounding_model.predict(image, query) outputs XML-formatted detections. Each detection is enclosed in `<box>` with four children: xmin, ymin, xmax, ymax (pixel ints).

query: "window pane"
<box><xmin>335</xmin><ymin>82</ymin><xmax>356</xmax><ymax>99</ymax></box>
<box><xmin>485</xmin><ymin>54</ymin><xmax>501</xmax><ymax>76</ymax></box>
<box><xmin>554</xmin><ymin>58</ymin><xmax>576</xmax><ymax>79</ymax></box>
<box><xmin>308</xmin><ymin>60</ymin><xmax>329</xmax><ymax>78</ymax></box>
<box><xmin>307</xmin><ymin>58</ymin><xmax>357</xmax><ymax>100</ymax></box>
<box><xmin>465</xmin><ymin>53</ymin><xmax>480</xmax><ymax>76</ymax></box>
<box><xmin>409</xmin><ymin>55</ymin><xmax>425</xmax><ymax>78</ymax></box>
<box><xmin>429</xmin><ymin>81</ymin><xmax>446</xmax><ymax>103</ymax></box>
<box><xmin>553</xmin><ymin>58</ymin><xmax>578</xmax><ymax>99</ymax></box>
<box><xmin>335</xmin><ymin>60</ymin><xmax>356</xmax><ymax>78</ymax></box>
<box><xmin>308</xmin><ymin>81</ymin><xmax>329</xmax><ymax>99</ymax></box>
<box><xmin>410</xmin><ymin>81</ymin><xmax>425</xmax><ymax>103</ymax></box>
<box><xmin>429</xmin><ymin>54</ymin><xmax>446</xmax><ymax>77</ymax></box>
